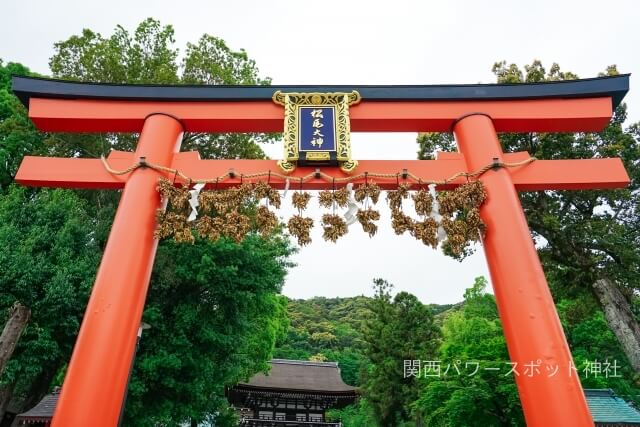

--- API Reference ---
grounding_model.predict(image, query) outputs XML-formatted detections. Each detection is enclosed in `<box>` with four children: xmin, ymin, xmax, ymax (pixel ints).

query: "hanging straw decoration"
<box><xmin>157</xmin><ymin>178</ymin><xmax>191</xmax><ymax>211</ymax></box>
<box><xmin>388</xmin><ymin>183</ymin><xmax>414</xmax><ymax>236</ymax></box>
<box><xmin>386</xmin><ymin>183</ymin><xmax>411</xmax><ymax>211</ymax></box>
<box><xmin>406</xmin><ymin>184</ymin><xmax>438</xmax><ymax>248</ymax></box>
<box><xmin>103</xmin><ymin>151</ymin><xmax>535</xmax><ymax>254</ymax></box>
<box><xmin>256</xmin><ymin>205</ymin><xmax>278</xmax><ymax>238</ymax></box>
<box><xmin>437</xmin><ymin>182</ymin><xmax>487</xmax><ymax>256</ymax></box>
<box><xmin>287</xmin><ymin>215</ymin><xmax>313</xmax><ymax>246</ymax></box>
<box><xmin>319</xmin><ymin>184</ymin><xmax>349</xmax><ymax>243</ymax></box>
<box><xmin>354</xmin><ymin>181</ymin><xmax>382</xmax><ymax>237</ymax></box>
<box><xmin>412</xmin><ymin>188</ymin><xmax>433</xmax><ymax>217</ymax></box>
<box><xmin>153</xmin><ymin>176</ymin><xmax>488</xmax><ymax>256</ymax></box>
<box><xmin>318</xmin><ymin>188</ymin><xmax>349</xmax><ymax>209</ymax></box>
<box><xmin>155</xmin><ymin>210</ymin><xmax>194</xmax><ymax>243</ymax></box>
<box><xmin>391</xmin><ymin>209</ymin><xmax>415</xmax><ymax>235</ymax></box>
<box><xmin>354</xmin><ymin>182</ymin><xmax>381</xmax><ymax>204</ymax></box>
<box><xmin>292</xmin><ymin>192</ymin><xmax>312</xmax><ymax>210</ymax></box>
<box><xmin>195</xmin><ymin>215</ymin><xmax>224</xmax><ymax>241</ymax></box>
<box><xmin>321</xmin><ymin>214</ymin><xmax>348</xmax><ymax>242</ymax></box>
<box><xmin>146</xmin><ymin>154</ymin><xmax>503</xmax><ymax>262</ymax></box>
<box><xmin>288</xmin><ymin>186</ymin><xmax>314</xmax><ymax>246</ymax></box>
<box><xmin>357</xmin><ymin>208</ymin><xmax>381</xmax><ymax>237</ymax></box>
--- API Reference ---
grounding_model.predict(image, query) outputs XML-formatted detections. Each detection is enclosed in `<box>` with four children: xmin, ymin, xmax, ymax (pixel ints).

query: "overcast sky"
<box><xmin>1</xmin><ymin>0</ymin><xmax>638</xmax><ymax>304</ymax></box>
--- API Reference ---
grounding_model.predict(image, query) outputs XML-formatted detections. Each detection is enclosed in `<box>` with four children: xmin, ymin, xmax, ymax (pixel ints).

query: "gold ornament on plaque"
<box><xmin>272</xmin><ymin>91</ymin><xmax>361</xmax><ymax>173</ymax></box>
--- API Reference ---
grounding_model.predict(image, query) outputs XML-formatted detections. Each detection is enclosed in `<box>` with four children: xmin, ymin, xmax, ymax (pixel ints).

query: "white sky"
<box><xmin>1</xmin><ymin>0</ymin><xmax>638</xmax><ymax>304</ymax></box>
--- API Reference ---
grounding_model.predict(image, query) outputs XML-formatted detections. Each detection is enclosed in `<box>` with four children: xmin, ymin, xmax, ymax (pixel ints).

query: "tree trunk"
<box><xmin>0</xmin><ymin>303</ymin><xmax>30</xmax><ymax>376</ymax></box>
<box><xmin>0</xmin><ymin>382</ymin><xmax>16</xmax><ymax>420</ymax></box>
<box><xmin>592</xmin><ymin>277</ymin><xmax>640</xmax><ymax>375</ymax></box>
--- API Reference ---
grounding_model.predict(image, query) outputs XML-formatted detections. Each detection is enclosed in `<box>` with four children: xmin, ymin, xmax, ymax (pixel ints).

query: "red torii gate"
<box><xmin>12</xmin><ymin>75</ymin><xmax>630</xmax><ymax>427</ymax></box>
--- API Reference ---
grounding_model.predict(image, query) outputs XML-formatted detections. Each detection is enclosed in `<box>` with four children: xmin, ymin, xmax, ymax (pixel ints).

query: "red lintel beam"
<box><xmin>27</xmin><ymin>97</ymin><xmax>613</xmax><ymax>134</ymax></box>
<box><xmin>15</xmin><ymin>151</ymin><xmax>630</xmax><ymax>191</ymax></box>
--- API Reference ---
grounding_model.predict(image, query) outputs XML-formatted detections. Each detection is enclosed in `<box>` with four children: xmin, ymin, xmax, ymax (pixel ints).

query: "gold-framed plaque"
<box><xmin>272</xmin><ymin>91</ymin><xmax>361</xmax><ymax>173</ymax></box>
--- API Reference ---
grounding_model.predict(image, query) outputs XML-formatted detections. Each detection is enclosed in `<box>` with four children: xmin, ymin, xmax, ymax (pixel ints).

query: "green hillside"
<box><xmin>274</xmin><ymin>295</ymin><xmax>452</xmax><ymax>386</ymax></box>
<box><xmin>275</xmin><ymin>279</ymin><xmax>640</xmax><ymax>427</ymax></box>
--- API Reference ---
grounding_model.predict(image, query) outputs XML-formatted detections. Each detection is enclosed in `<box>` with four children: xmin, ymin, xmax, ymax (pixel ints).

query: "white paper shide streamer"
<box><xmin>428</xmin><ymin>183</ymin><xmax>447</xmax><ymax>243</ymax></box>
<box><xmin>187</xmin><ymin>183</ymin><xmax>206</xmax><ymax>222</ymax></box>
<box><xmin>343</xmin><ymin>183</ymin><xmax>360</xmax><ymax>226</ymax></box>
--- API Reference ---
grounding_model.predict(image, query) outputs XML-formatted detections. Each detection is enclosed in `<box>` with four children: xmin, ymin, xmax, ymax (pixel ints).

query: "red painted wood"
<box><xmin>15</xmin><ymin>151</ymin><xmax>630</xmax><ymax>191</ymax></box>
<box><xmin>27</xmin><ymin>97</ymin><xmax>613</xmax><ymax>133</ymax></box>
<box><xmin>50</xmin><ymin>114</ymin><xmax>184</xmax><ymax>427</ymax></box>
<box><xmin>455</xmin><ymin>114</ymin><xmax>593</xmax><ymax>426</ymax></box>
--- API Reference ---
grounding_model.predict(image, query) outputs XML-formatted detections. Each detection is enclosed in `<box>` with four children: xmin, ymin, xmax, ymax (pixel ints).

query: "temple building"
<box><xmin>13</xmin><ymin>388</ymin><xmax>60</xmax><ymax>426</ymax></box>
<box><xmin>226</xmin><ymin>359</ymin><xmax>358</xmax><ymax>426</ymax></box>
<box><xmin>584</xmin><ymin>389</ymin><xmax>640</xmax><ymax>427</ymax></box>
<box><xmin>10</xmin><ymin>378</ymin><xmax>640</xmax><ymax>426</ymax></box>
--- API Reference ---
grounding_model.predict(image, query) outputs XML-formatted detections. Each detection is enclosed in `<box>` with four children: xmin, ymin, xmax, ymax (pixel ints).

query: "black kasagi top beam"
<box><xmin>12</xmin><ymin>74</ymin><xmax>630</xmax><ymax>108</ymax></box>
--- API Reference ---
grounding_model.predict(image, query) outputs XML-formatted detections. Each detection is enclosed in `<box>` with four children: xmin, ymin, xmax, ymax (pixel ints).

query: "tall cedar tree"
<box><xmin>361</xmin><ymin>279</ymin><xmax>439</xmax><ymax>427</ymax></box>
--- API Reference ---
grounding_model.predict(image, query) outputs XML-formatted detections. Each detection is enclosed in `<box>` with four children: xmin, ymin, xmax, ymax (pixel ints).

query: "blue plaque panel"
<box><xmin>298</xmin><ymin>106</ymin><xmax>336</xmax><ymax>152</ymax></box>
<box><xmin>273</xmin><ymin>90</ymin><xmax>360</xmax><ymax>173</ymax></box>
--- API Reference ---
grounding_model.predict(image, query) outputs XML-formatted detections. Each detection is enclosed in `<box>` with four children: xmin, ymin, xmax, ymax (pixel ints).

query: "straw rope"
<box><xmin>100</xmin><ymin>155</ymin><xmax>536</xmax><ymax>187</ymax></box>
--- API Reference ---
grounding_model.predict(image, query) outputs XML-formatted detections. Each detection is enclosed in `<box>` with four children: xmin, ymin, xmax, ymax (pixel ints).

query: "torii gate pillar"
<box><xmin>455</xmin><ymin>114</ymin><xmax>592</xmax><ymax>426</ymax></box>
<box><xmin>52</xmin><ymin>114</ymin><xmax>183</xmax><ymax>426</ymax></box>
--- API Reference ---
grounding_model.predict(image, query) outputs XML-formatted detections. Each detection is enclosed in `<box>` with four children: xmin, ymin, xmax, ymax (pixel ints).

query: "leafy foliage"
<box><xmin>0</xmin><ymin>186</ymin><xmax>100</xmax><ymax>408</ymax></box>
<box><xmin>320</xmin><ymin>277</ymin><xmax>640</xmax><ymax>426</ymax></box>
<box><xmin>123</xmin><ymin>235</ymin><xmax>292</xmax><ymax>425</ymax></box>
<box><xmin>0</xmin><ymin>61</ymin><xmax>43</xmax><ymax>190</ymax></box>
<box><xmin>417</xmin><ymin>60</ymin><xmax>640</xmax><ymax>374</ymax></box>
<box><xmin>274</xmin><ymin>296</ymin><xmax>371</xmax><ymax>386</ymax></box>
<box><xmin>275</xmin><ymin>292</ymin><xmax>457</xmax><ymax>426</ymax></box>
<box><xmin>49</xmin><ymin>18</ymin><xmax>274</xmax><ymax>160</ymax></box>
<box><xmin>361</xmin><ymin>279</ymin><xmax>440</xmax><ymax>426</ymax></box>
<box><xmin>413</xmin><ymin>277</ymin><xmax>640</xmax><ymax>426</ymax></box>
<box><xmin>326</xmin><ymin>397</ymin><xmax>377</xmax><ymax>427</ymax></box>
<box><xmin>413</xmin><ymin>277</ymin><xmax>524</xmax><ymax>427</ymax></box>
<box><xmin>556</xmin><ymin>291</ymin><xmax>640</xmax><ymax>403</ymax></box>
<box><xmin>418</xmin><ymin>61</ymin><xmax>639</xmax><ymax>287</ymax></box>
<box><xmin>0</xmin><ymin>19</ymin><xmax>293</xmax><ymax>426</ymax></box>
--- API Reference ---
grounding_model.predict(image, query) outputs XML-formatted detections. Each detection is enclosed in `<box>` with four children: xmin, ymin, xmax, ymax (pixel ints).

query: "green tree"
<box><xmin>413</xmin><ymin>277</ymin><xmax>640</xmax><ymax>426</ymax></box>
<box><xmin>417</xmin><ymin>61</ymin><xmax>640</xmax><ymax>375</ymax></box>
<box><xmin>123</xmin><ymin>236</ymin><xmax>292</xmax><ymax>426</ymax></box>
<box><xmin>0</xmin><ymin>186</ymin><xmax>100</xmax><ymax>416</ymax></box>
<box><xmin>49</xmin><ymin>18</ymin><xmax>273</xmax><ymax>160</ymax></box>
<box><xmin>0</xmin><ymin>60</ymin><xmax>43</xmax><ymax>190</ymax></box>
<box><xmin>326</xmin><ymin>397</ymin><xmax>377</xmax><ymax>427</ymax></box>
<box><xmin>413</xmin><ymin>277</ymin><xmax>524</xmax><ymax>427</ymax></box>
<box><xmin>274</xmin><ymin>296</ymin><xmax>371</xmax><ymax>386</ymax></box>
<box><xmin>0</xmin><ymin>18</ymin><xmax>294</xmax><ymax>426</ymax></box>
<box><xmin>555</xmin><ymin>291</ymin><xmax>640</xmax><ymax>405</ymax></box>
<box><xmin>47</xmin><ymin>19</ymin><xmax>293</xmax><ymax>426</ymax></box>
<box><xmin>361</xmin><ymin>279</ymin><xmax>440</xmax><ymax>426</ymax></box>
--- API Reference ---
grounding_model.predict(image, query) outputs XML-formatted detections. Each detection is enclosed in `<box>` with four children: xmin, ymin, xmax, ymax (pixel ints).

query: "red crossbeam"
<box><xmin>15</xmin><ymin>151</ymin><xmax>630</xmax><ymax>191</ymax></box>
<box><xmin>28</xmin><ymin>97</ymin><xmax>612</xmax><ymax>133</ymax></box>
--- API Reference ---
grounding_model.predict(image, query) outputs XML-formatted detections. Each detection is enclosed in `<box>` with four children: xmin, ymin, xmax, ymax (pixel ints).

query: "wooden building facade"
<box><xmin>227</xmin><ymin>359</ymin><xmax>358</xmax><ymax>426</ymax></box>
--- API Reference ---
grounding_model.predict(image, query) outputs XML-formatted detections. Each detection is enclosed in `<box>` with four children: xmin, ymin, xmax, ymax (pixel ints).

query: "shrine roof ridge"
<box><xmin>12</xmin><ymin>74</ymin><xmax>629</xmax><ymax>110</ymax></box>
<box><xmin>270</xmin><ymin>358</ymin><xmax>339</xmax><ymax>368</ymax></box>
<box><xmin>237</xmin><ymin>358</ymin><xmax>357</xmax><ymax>393</ymax></box>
